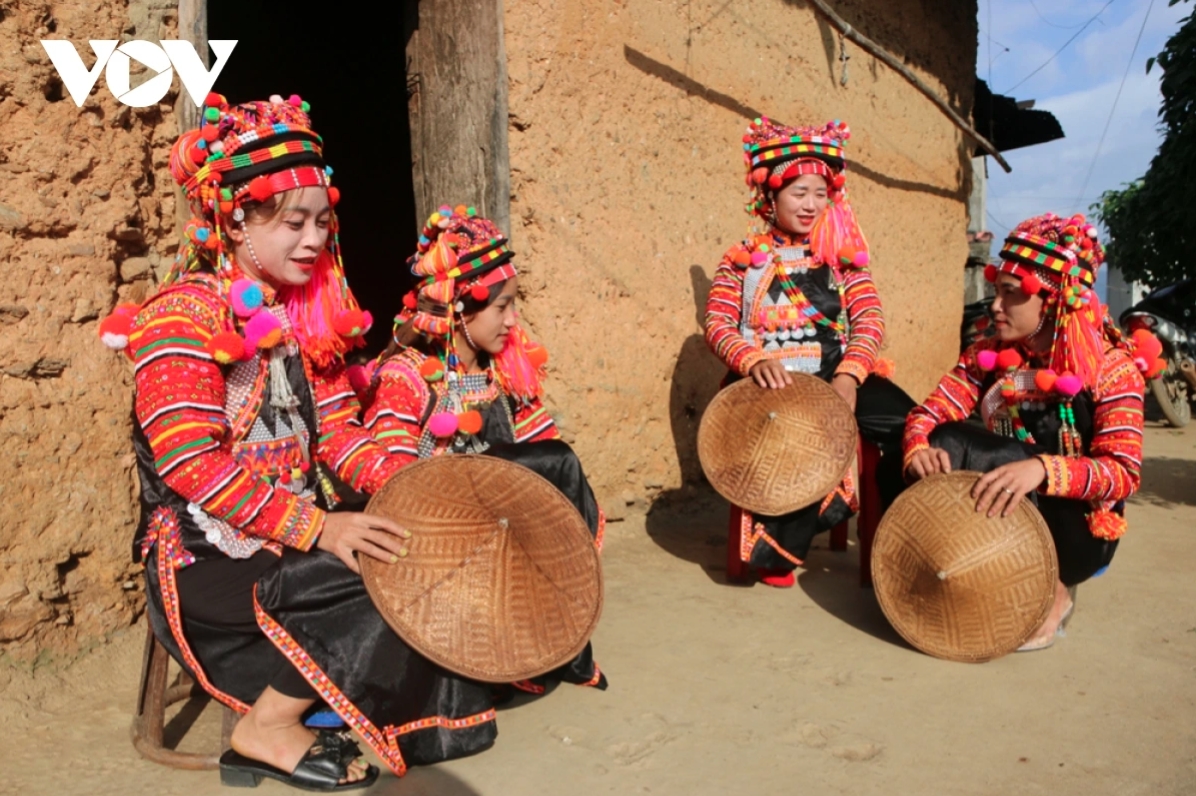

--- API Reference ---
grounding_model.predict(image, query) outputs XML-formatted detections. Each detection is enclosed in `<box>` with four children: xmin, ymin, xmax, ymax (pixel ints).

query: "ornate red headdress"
<box><xmin>98</xmin><ymin>93</ymin><xmax>368</xmax><ymax>369</ymax></box>
<box><xmin>741</xmin><ymin>117</ymin><xmax>869</xmax><ymax>269</ymax></box>
<box><xmin>392</xmin><ymin>205</ymin><xmax>547</xmax><ymax>402</ymax></box>
<box><xmin>984</xmin><ymin>212</ymin><xmax>1163</xmax><ymax>385</ymax></box>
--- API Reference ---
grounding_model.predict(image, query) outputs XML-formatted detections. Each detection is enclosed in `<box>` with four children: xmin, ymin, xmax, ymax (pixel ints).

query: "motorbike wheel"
<box><xmin>1150</xmin><ymin>357</ymin><xmax>1191</xmax><ymax>428</ymax></box>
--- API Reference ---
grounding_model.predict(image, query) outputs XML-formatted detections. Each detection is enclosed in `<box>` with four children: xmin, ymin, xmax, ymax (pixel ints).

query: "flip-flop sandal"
<box><xmin>219</xmin><ymin>734</ymin><xmax>378</xmax><ymax>792</ymax></box>
<box><xmin>1017</xmin><ymin>594</ymin><xmax>1075</xmax><ymax>652</ymax></box>
<box><xmin>1016</xmin><ymin>631</ymin><xmax>1057</xmax><ymax>652</ymax></box>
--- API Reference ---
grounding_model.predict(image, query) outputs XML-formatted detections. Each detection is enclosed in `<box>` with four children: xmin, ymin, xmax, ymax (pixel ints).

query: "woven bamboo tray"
<box><xmin>362</xmin><ymin>455</ymin><xmax>603</xmax><ymax>682</ymax></box>
<box><xmin>871</xmin><ymin>471</ymin><xmax>1057</xmax><ymax>662</ymax></box>
<box><xmin>697</xmin><ymin>374</ymin><xmax>857</xmax><ymax>515</ymax></box>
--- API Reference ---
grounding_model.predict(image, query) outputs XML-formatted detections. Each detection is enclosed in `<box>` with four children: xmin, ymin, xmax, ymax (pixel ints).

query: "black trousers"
<box><xmin>175</xmin><ymin>551</ymin><xmax>316</xmax><ymax>700</ymax></box>
<box><xmin>878</xmin><ymin>421</ymin><xmax>1119</xmax><ymax>587</ymax></box>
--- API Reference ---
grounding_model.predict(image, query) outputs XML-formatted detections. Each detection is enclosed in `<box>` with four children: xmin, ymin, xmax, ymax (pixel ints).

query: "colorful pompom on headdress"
<box><xmin>741</xmin><ymin>117</ymin><xmax>869</xmax><ymax>270</ymax></box>
<box><xmin>394</xmin><ymin>205</ymin><xmax>547</xmax><ymax>402</ymax></box>
<box><xmin>982</xmin><ymin>212</ymin><xmax>1163</xmax><ymax>383</ymax></box>
<box><xmin>98</xmin><ymin>93</ymin><xmax>368</xmax><ymax>369</ymax></box>
<box><xmin>983</xmin><ymin>213</ymin><xmax>1108</xmax><ymax>388</ymax></box>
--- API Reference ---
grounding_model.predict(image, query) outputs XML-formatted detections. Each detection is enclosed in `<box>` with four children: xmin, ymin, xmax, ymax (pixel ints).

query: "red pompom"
<box><xmin>327</xmin><ymin>186</ymin><xmax>340</xmax><ymax>207</ymax></box>
<box><xmin>1034</xmin><ymin>369</ymin><xmax>1058</xmax><ymax>393</ymax></box>
<box><xmin>469</xmin><ymin>284</ymin><xmax>490</xmax><ymax>302</ymax></box>
<box><xmin>189</xmin><ymin>145</ymin><xmax>207</xmax><ymax>166</ymax></box>
<box><xmin>751</xmin><ymin>167</ymin><xmax>768</xmax><ymax>185</ymax></box>
<box><xmin>457</xmin><ymin>410</ymin><xmax>484</xmax><ymax>436</ymax></box>
<box><xmin>983</xmin><ymin>264</ymin><xmax>998</xmax><ymax>283</ymax></box>
<box><xmin>995</xmin><ymin>348</ymin><xmax>1023</xmax><ymax>371</ymax></box>
<box><xmin>204</xmin><ymin>92</ymin><xmax>224</xmax><ymax>108</ymax></box>
<box><xmin>248</xmin><ymin>176</ymin><xmax>273</xmax><ymax>202</ymax></box>
<box><xmin>1131</xmin><ymin>328</ymin><xmax>1163</xmax><ymax>361</ymax></box>
<box><xmin>201</xmin><ymin>125</ymin><xmax>220</xmax><ymax>142</ymax></box>
<box><xmin>1020</xmin><ymin>273</ymin><xmax>1042</xmax><ymax>295</ymax></box>
<box><xmin>419</xmin><ymin>357</ymin><xmax>445</xmax><ymax>382</ymax></box>
<box><xmin>332</xmin><ymin>309</ymin><xmax>365</xmax><ymax>337</ymax></box>
<box><xmin>832</xmin><ymin>173</ymin><xmax>846</xmax><ymax>189</ymax></box>
<box><xmin>768</xmin><ymin>174</ymin><xmax>783</xmax><ymax>190</ymax></box>
<box><xmin>1149</xmin><ymin>357</ymin><xmax>1167</xmax><ymax>379</ymax></box>
<box><xmin>98</xmin><ymin>313</ymin><xmax>134</xmax><ymax>350</ymax></box>
<box><xmin>732</xmin><ymin>250</ymin><xmax>752</xmax><ymax>267</ymax></box>
<box><xmin>526</xmin><ymin>344</ymin><xmax>549</xmax><ymax>369</ymax></box>
<box><xmin>207</xmin><ymin>331</ymin><xmax>246</xmax><ymax>364</ymax></box>
<box><xmin>402</xmin><ymin>291</ymin><xmax>418</xmax><ymax>310</ymax></box>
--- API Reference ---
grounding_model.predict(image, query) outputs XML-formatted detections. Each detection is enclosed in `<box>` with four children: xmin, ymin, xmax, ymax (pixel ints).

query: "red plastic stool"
<box><xmin>829</xmin><ymin>438</ymin><xmax>882</xmax><ymax>586</ymax></box>
<box><xmin>727</xmin><ymin>437</ymin><xmax>882</xmax><ymax>586</ymax></box>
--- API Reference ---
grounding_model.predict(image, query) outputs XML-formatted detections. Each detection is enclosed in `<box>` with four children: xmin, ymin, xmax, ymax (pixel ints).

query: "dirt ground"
<box><xmin>1</xmin><ymin>421</ymin><xmax>1193</xmax><ymax>796</ymax></box>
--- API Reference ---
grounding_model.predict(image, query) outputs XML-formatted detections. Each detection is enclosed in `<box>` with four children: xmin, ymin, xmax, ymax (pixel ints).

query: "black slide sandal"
<box><xmin>219</xmin><ymin>735</ymin><xmax>379</xmax><ymax>792</ymax></box>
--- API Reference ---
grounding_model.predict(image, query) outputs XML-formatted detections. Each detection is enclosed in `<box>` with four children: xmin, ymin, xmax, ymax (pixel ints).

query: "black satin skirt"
<box><xmin>881</xmin><ymin>421</ymin><xmax>1119</xmax><ymax>587</ymax></box>
<box><xmin>145</xmin><ymin>439</ymin><xmax>605</xmax><ymax>775</ymax></box>
<box><xmin>482</xmin><ymin>440</ymin><xmax>608</xmax><ymax>690</ymax></box>
<box><xmin>747</xmin><ymin>374</ymin><xmax>916</xmax><ymax>571</ymax></box>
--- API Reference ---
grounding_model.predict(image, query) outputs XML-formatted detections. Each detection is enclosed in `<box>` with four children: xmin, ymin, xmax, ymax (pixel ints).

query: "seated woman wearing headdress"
<box><xmin>903</xmin><ymin>213</ymin><xmax>1158</xmax><ymax>650</ymax></box>
<box><xmin>104</xmin><ymin>96</ymin><xmax>500</xmax><ymax>791</ymax></box>
<box><xmin>705</xmin><ymin>118</ymin><xmax>915</xmax><ymax>588</ymax></box>
<box><xmin>358</xmin><ymin>204</ymin><xmax>606</xmax><ymax>694</ymax></box>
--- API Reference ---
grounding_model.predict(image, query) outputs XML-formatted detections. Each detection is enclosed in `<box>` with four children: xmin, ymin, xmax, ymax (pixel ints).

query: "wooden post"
<box><xmin>173</xmin><ymin>0</ymin><xmax>207</xmax><ymax>245</ymax></box>
<box><xmin>405</xmin><ymin>0</ymin><xmax>510</xmax><ymax>232</ymax></box>
<box><xmin>175</xmin><ymin>0</ymin><xmax>206</xmax><ymax>136</ymax></box>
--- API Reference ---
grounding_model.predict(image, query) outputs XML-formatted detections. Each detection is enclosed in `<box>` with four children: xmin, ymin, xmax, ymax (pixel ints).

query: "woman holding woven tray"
<box><xmin>704</xmin><ymin>117</ymin><xmax>914</xmax><ymax>588</ymax></box>
<box><xmin>902</xmin><ymin>212</ymin><xmax>1159</xmax><ymax>651</ymax></box>
<box><xmin>102</xmin><ymin>95</ymin><xmax>501</xmax><ymax>791</ymax></box>
<box><xmin>358</xmin><ymin>204</ymin><xmax>607</xmax><ymax>695</ymax></box>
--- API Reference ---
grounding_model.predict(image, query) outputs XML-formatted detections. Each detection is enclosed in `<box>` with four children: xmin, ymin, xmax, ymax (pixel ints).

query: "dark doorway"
<box><xmin>207</xmin><ymin>7</ymin><xmax>417</xmax><ymax>355</ymax></box>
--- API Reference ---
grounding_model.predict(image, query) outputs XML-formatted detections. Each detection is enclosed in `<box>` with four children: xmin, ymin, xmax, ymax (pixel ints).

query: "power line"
<box><xmin>1028</xmin><ymin>0</ymin><xmax>1088</xmax><ymax>29</ymax></box>
<box><xmin>1074</xmin><ymin>0</ymin><xmax>1155</xmax><ymax>212</ymax></box>
<box><xmin>1003</xmin><ymin>0</ymin><xmax>1115</xmax><ymax>94</ymax></box>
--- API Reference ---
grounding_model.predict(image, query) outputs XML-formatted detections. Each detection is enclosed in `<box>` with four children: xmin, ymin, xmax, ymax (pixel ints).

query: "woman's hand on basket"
<box><xmin>749</xmin><ymin>360</ymin><xmax>792</xmax><ymax>389</ymax></box>
<box><xmin>971</xmin><ymin>458</ymin><xmax>1047</xmax><ymax>518</ymax></box>
<box><xmin>905</xmin><ymin>448</ymin><xmax>952</xmax><ymax>481</ymax></box>
<box><xmin>831</xmin><ymin>374</ymin><xmax>858</xmax><ymax>413</ymax></box>
<box><xmin>317</xmin><ymin>512</ymin><xmax>412</xmax><ymax>574</ymax></box>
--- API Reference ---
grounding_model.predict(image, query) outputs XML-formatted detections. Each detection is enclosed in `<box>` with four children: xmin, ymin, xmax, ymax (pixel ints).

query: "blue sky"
<box><xmin>978</xmin><ymin>0</ymin><xmax>1190</xmax><ymax>252</ymax></box>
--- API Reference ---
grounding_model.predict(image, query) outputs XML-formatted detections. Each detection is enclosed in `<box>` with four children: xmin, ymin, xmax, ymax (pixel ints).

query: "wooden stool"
<box><xmin>728</xmin><ymin>437</ymin><xmax>882</xmax><ymax>586</ymax></box>
<box><xmin>132</xmin><ymin>625</ymin><xmax>238</xmax><ymax>770</ymax></box>
<box><xmin>829</xmin><ymin>438</ymin><xmax>882</xmax><ymax>587</ymax></box>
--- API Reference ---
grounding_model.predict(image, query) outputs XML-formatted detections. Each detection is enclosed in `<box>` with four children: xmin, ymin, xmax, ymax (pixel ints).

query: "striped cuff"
<box><xmin>834</xmin><ymin>358</ymin><xmax>870</xmax><ymax>386</ymax></box>
<box><xmin>902</xmin><ymin>439</ymin><xmax>931</xmax><ymax>476</ymax></box>
<box><xmin>1038</xmin><ymin>454</ymin><xmax>1068</xmax><ymax>497</ymax></box>
<box><xmin>738</xmin><ymin>350</ymin><xmax>767</xmax><ymax>377</ymax></box>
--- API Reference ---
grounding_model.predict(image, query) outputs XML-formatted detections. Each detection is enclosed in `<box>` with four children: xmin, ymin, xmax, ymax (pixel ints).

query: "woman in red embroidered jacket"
<box><xmin>103</xmin><ymin>96</ymin><xmax>499</xmax><ymax>790</ymax></box>
<box><xmin>704</xmin><ymin>118</ymin><xmax>914</xmax><ymax>588</ymax></box>
<box><xmin>359</xmin><ymin>205</ymin><xmax>606</xmax><ymax>695</ymax></box>
<box><xmin>901</xmin><ymin>212</ymin><xmax>1155</xmax><ymax>651</ymax></box>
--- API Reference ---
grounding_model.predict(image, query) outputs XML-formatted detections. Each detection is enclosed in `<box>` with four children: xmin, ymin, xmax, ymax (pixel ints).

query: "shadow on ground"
<box><xmin>371</xmin><ymin>765</ymin><xmax>483</xmax><ymax>795</ymax></box>
<box><xmin>1135</xmin><ymin>455</ymin><xmax>1196</xmax><ymax>509</ymax></box>
<box><xmin>797</xmin><ymin>539</ymin><xmax>908</xmax><ymax>649</ymax></box>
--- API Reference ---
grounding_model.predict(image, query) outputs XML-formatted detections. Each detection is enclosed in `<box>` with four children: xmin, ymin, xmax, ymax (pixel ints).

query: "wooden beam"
<box><xmin>173</xmin><ymin>0</ymin><xmax>207</xmax><ymax>247</ymax></box>
<box><xmin>405</xmin><ymin>0</ymin><xmax>511</xmax><ymax>231</ymax></box>
<box><xmin>806</xmin><ymin>0</ymin><xmax>1013</xmax><ymax>173</ymax></box>
<box><xmin>175</xmin><ymin>0</ymin><xmax>206</xmax><ymax>134</ymax></box>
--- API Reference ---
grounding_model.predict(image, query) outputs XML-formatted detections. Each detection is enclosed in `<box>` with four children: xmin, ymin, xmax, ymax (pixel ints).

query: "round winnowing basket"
<box><xmin>871</xmin><ymin>471</ymin><xmax>1058</xmax><ymax>662</ymax></box>
<box><xmin>361</xmin><ymin>455</ymin><xmax>603</xmax><ymax>682</ymax></box>
<box><xmin>697</xmin><ymin>374</ymin><xmax>857</xmax><ymax>515</ymax></box>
